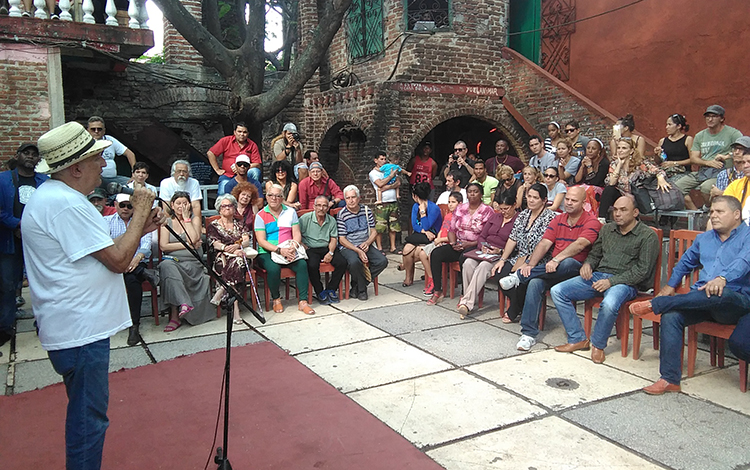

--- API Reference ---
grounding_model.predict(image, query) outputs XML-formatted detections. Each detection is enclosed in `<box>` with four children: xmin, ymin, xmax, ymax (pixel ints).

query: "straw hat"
<box><xmin>37</xmin><ymin>121</ymin><xmax>112</xmax><ymax>174</ymax></box>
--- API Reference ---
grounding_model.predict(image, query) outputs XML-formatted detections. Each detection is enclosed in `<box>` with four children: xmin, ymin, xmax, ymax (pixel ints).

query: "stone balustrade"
<box><xmin>7</xmin><ymin>0</ymin><xmax>149</xmax><ymax>29</ymax></box>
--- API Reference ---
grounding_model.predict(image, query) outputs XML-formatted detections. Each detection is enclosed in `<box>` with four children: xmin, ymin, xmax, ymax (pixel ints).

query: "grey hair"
<box><xmin>214</xmin><ymin>194</ymin><xmax>238</xmax><ymax>211</ymax></box>
<box><xmin>268</xmin><ymin>183</ymin><xmax>284</xmax><ymax>194</ymax></box>
<box><xmin>343</xmin><ymin>185</ymin><xmax>360</xmax><ymax>198</ymax></box>
<box><xmin>171</xmin><ymin>159</ymin><xmax>192</xmax><ymax>177</ymax></box>
<box><xmin>314</xmin><ymin>195</ymin><xmax>330</xmax><ymax>204</ymax></box>
<box><xmin>455</xmin><ymin>140</ymin><xmax>467</xmax><ymax>148</ymax></box>
<box><xmin>713</xmin><ymin>195</ymin><xmax>742</xmax><ymax>213</ymax></box>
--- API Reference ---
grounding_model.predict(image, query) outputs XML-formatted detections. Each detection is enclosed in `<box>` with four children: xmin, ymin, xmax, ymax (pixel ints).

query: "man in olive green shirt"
<box><xmin>299</xmin><ymin>195</ymin><xmax>346</xmax><ymax>305</ymax></box>
<box><xmin>551</xmin><ymin>196</ymin><xmax>660</xmax><ymax>364</ymax></box>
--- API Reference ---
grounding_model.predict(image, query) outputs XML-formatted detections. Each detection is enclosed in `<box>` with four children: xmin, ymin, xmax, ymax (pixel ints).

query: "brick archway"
<box><xmin>318</xmin><ymin>121</ymin><xmax>368</xmax><ymax>190</ymax></box>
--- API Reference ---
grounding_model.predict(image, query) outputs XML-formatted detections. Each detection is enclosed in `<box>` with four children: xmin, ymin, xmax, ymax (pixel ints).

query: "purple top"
<box><xmin>478</xmin><ymin>211</ymin><xmax>517</xmax><ymax>250</ymax></box>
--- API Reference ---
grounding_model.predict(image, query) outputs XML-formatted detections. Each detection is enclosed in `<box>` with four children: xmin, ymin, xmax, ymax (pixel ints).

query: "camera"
<box><xmin>290</xmin><ymin>132</ymin><xmax>301</xmax><ymax>142</ymax></box>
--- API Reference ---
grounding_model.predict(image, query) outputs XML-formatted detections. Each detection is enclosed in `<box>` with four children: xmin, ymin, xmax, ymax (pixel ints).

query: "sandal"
<box><xmin>163</xmin><ymin>319</ymin><xmax>181</xmax><ymax>332</ymax></box>
<box><xmin>178</xmin><ymin>304</ymin><xmax>193</xmax><ymax>319</ymax></box>
<box><xmin>457</xmin><ymin>304</ymin><xmax>470</xmax><ymax>320</ymax></box>
<box><xmin>210</xmin><ymin>287</ymin><xmax>225</xmax><ymax>306</ymax></box>
<box><xmin>273</xmin><ymin>299</ymin><xmax>284</xmax><ymax>313</ymax></box>
<box><xmin>397</xmin><ymin>264</ymin><xmax>405</xmax><ymax>271</ymax></box>
<box><xmin>500</xmin><ymin>313</ymin><xmax>514</xmax><ymax>323</ymax></box>
<box><xmin>233</xmin><ymin>318</ymin><xmax>243</xmax><ymax>325</ymax></box>
<box><xmin>298</xmin><ymin>301</ymin><xmax>315</xmax><ymax>315</ymax></box>
<box><xmin>402</xmin><ymin>280</ymin><xmax>413</xmax><ymax>287</ymax></box>
<box><xmin>426</xmin><ymin>292</ymin><xmax>444</xmax><ymax>305</ymax></box>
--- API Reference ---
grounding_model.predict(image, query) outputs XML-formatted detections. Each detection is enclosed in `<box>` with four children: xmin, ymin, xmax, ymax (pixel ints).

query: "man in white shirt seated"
<box><xmin>158</xmin><ymin>159</ymin><xmax>203</xmax><ymax>217</ymax></box>
<box><xmin>87</xmin><ymin>116</ymin><xmax>136</xmax><ymax>189</ymax></box>
<box><xmin>436</xmin><ymin>171</ymin><xmax>467</xmax><ymax>205</ymax></box>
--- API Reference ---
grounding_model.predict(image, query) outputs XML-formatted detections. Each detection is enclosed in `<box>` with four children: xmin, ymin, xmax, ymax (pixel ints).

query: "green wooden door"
<box><xmin>509</xmin><ymin>0</ymin><xmax>541</xmax><ymax>64</ymax></box>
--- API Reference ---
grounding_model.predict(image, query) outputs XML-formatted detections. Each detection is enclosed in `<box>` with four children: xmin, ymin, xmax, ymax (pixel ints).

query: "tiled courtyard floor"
<box><xmin>4</xmin><ymin>254</ymin><xmax>750</xmax><ymax>469</ymax></box>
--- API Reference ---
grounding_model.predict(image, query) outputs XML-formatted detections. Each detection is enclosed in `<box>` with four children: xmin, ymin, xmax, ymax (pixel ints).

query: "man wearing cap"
<box><xmin>298</xmin><ymin>162</ymin><xmax>344</xmax><ymax>211</ymax></box>
<box><xmin>223</xmin><ymin>154</ymin><xmax>259</xmax><ymax>197</ymax></box>
<box><xmin>710</xmin><ymin>137</ymin><xmax>748</xmax><ymax>198</ymax></box>
<box><xmin>87</xmin><ymin>188</ymin><xmax>117</xmax><ymax>216</ymax></box>
<box><xmin>105</xmin><ymin>194</ymin><xmax>159</xmax><ymax>346</ymax></box>
<box><xmin>0</xmin><ymin>143</ymin><xmax>48</xmax><ymax>348</ymax></box>
<box><xmin>86</xmin><ymin>116</ymin><xmax>136</xmax><ymax>189</ymax></box>
<box><xmin>675</xmin><ymin>105</ymin><xmax>742</xmax><ymax>210</ymax></box>
<box><xmin>207</xmin><ymin>122</ymin><xmax>262</xmax><ymax>195</ymax></box>
<box><xmin>273</xmin><ymin>122</ymin><xmax>305</xmax><ymax>162</ymax></box>
<box><xmin>721</xmin><ymin>137</ymin><xmax>750</xmax><ymax>225</ymax></box>
<box><xmin>22</xmin><ymin>121</ymin><xmax>165</xmax><ymax>469</ymax></box>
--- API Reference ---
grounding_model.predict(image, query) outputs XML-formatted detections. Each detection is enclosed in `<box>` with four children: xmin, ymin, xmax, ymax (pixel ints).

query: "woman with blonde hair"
<box><xmin>493</xmin><ymin>164</ymin><xmax>521</xmax><ymax>210</ymax></box>
<box><xmin>515</xmin><ymin>165</ymin><xmax>541</xmax><ymax>210</ymax></box>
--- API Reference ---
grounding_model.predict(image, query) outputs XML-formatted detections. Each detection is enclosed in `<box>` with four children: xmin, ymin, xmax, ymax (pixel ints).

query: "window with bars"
<box><xmin>347</xmin><ymin>0</ymin><xmax>385</xmax><ymax>60</ymax></box>
<box><xmin>406</xmin><ymin>0</ymin><xmax>451</xmax><ymax>31</ymax></box>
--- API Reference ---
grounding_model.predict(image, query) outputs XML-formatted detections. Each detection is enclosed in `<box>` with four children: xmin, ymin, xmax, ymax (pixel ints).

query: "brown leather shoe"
<box><xmin>643</xmin><ymin>378</ymin><xmax>681</xmax><ymax>395</ymax></box>
<box><xmin>629</xmin><ymin>300</ymin><xmax>653</xmax><ymax>316</ymax></box>
<box><xmin>272</xmin><ymin>298</ymin><xmax>284</xmax><ymax>313</ymax></box>
<box><xmin>298</xmin><ymin>301</ymin><xmax>315</xmax><ymax>315</ymax></box>
<box><xmin>554</xmin><ymin>339</ymin><xmax>590</xmax><ymax>353</ymax></box>
<box><xmin>591</xmin><ymin>346</ymin><xmax>605</xmax><ymax>364</ymax></box>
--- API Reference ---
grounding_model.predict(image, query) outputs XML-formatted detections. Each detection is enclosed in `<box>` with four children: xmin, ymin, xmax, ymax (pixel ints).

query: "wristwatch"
<box><xmin>276</xmin><ymin>247</ymin><xmax>281</xmax><ymax>254</ymax></box>
<box><xmin>328</xmin><ymin>251</ymin><xmax>334</xmax><ymax>257</ymax></box>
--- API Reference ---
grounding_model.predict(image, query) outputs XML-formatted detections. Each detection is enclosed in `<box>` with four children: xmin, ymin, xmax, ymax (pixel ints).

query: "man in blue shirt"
<box><xmin>630</xmin><ymin>195</ymin><xmax>750</xmax><ymax>395</ymax></box>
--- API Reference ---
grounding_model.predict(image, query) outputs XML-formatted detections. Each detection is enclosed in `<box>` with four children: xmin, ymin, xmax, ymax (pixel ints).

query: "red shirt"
<box><xmin>298</xmin><ymin>177</ymin><xmax>345</xmax><ymax>210</ymax></box>
<box><xmin>208</xmin><ymin>135</ymin><xmax>261</xmax><ymax>177</ymax></box>
<box><xmin>542</xmin><ymin>210</ymin><xmax>601</xmax><ymax>262</ymax></box>
<box><xmin>409</xmin><ymin>156</ymin><xmax>436</xmax><ymax>188</ymax></box>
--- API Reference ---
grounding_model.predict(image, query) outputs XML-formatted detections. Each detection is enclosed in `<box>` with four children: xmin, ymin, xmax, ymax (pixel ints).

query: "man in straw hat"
<box><xmin>21</xmin><ymin>121</ymin><xmax>166</xmax><ymax>469</ymax></box>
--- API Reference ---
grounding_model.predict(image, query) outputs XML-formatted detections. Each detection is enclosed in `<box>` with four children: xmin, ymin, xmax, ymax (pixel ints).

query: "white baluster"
<box><xmin>58</xmin><ymin>0</ymin><xmax>72</xmax><ymax>21</ymax></box>
<box><xmin>8</xmin><ymin>0</ymin><xmax>22</xmax><ymax>17</ymax></box>
<box><xmin>33</xmin><ymin>0</ymin><xmax>47</xmax><ymax>18</ymax></box>
<box><xmin>138</xmin><ymin>0</ymin><xmax>149</xmax><ymax>29</ymax></box>
<box><xmin>105</xmin><ymin>0</ymin><xmax>118</xmax><ymax>25</ymax></box>
<box><xmin>82</xmin><ymin>0</ymin><xmax>95</xmax><ymax>23</ymax></box>
<box><xmin>128</xmin><ymin>0</ymin><xmax>140</xmax><ymax>28</ymax></box>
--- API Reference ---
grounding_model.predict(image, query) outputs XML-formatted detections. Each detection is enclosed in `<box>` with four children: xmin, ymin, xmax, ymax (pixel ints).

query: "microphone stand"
<box><xmin>161</xmin><ymin>222</ymin><xmax>265</xmax><ymax>470</ymax></box>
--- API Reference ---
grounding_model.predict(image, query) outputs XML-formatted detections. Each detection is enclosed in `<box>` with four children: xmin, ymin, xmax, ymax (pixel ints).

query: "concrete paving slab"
<box><xmin>384</xmin><ymin>281</ymin><xmax>433</xmax><ymax>300</ymax></box>
<box><xmin>109</xmin><ymin>345</ymin><xmax>153</xmax><ymax>372</ymax></box>
<box><xmin>333</xmin><ymin>285</ymin><xmax>421</xmax><ymax>314</ymax></box>
<box><xmin>138</xmin><ymin>314</ymin><xmax>252</xmax><ymax>345</ymax></box>
<box><xmin>427</xmin><ymin>415</ymin><xmax>663</xmax><ymax>470</ymax></box>
<box><xmin>563</xmin><ymin>393</ymin><xmax>750</xmax><ymax>470</ymax></box>
<box><xmin>468</xmin><ymin>349</ymin><xmax>649</xmax><ymax>410</ymax></box>
<box><xmin>14</xmin><ymin>330</ymin><xmax>47</xmax><ymax>362</ymax></box>
<box><xmin>0</xmin><ymin>342</ymin><xmax>9</xmax><ymax>365</ymax></box>
<box><xmin>682</xmin><ymin>365</ymin><xmax>750</xmax><ymax>416</ymax></box>
<box><xmin>245</xmin><ymin>301</ymin><xmax>340</xmax><ymax>327</ymax></box>
<box><xmin>348</xmin><ymin>369</ymin><xmax>545</xmax><ymax>447</ymax></box>
<box><xmin>296</xmin><ymin>336</ymin><xmax>452</xmax><ymax>393</ymax></box>
<box><xmin>0</xmin><ymin>364</ymin><xmax>7</xmax><ymax>388</ymax></box>
<box><xmin>349</xmin><ymin>300</ymin><xmax>467</xmax><ymax>336</ymax></box>
<box><xmin>258</xmin><ymin>313</ymin><xmax>387</xmax><ymax>354</ymax></box>
<box><xmin>15</xmin><ymin>318</ymin><xmax>36</xmax><ymax>333</ymax></box>
<box><xmin>399</xmin><ymin>322</ymin><xmax>526</xmax><ymax>366</ymax></box>
<box><xmin>147</xmin><ymin>330</ymin><xmax>265</xmax><ymax>362</ymax></box>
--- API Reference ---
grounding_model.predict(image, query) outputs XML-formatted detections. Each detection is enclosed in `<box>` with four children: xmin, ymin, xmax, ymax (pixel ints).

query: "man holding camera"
<box><xmin>442</xmin><ymin>140</ymin><xmax>475</xmax><ymax>188</ymax></box>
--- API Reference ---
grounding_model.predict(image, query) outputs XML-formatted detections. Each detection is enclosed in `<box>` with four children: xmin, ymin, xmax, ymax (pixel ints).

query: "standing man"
<box><xmin>499</xmin><ymin>187</ymin><xmax>601</xmax><ymax>351</ymax></box>
<box><xmin>436</xmin><ymin>171</ymin><xmax>467</xmax><ymax>204</ymax></box>
<box><xmin>369</xmin><ymin>152</ymin><xmax>402</xmax><ymax>253</ymax></box>
<box><xmin>407</xmin><ymin>142</ymin><xmax>438</xmax><ymax>194</ymax></box>
<box><xmin>528</xmin><ymin>134</ymin><xmax>557</xmax><ymax>172</ymax></box>
<box><xmin>564</xmin><ymin>120</ymin><xmax>590</xmax><ymax>158</ymax></box>
<box><xmin>551</xmin><ymin>195</ymin><xmax>659</xmax><ymax>364</ymax></box>
<box><xmin>485</xmin><ymin>139</ymin><xmax>524</xmax><ymax>175</ymax></box>
<box><xmin>0</xmin><ymin>143</ymin><xmax>48</xmax><ymax>347</ymax></box>
<box><xmin>442</xmin><ymin>141</ymin><xmax>474</xmax><ymax>187</ymax></box>
<box><xmin>299</xmin><ymin>195</ymin><xmax>347</xmax><ymax>304</ymax></box>
<box><xmin>470</xmin><ymin>160</ymin><xmax>499</xmax><ymax>205</ymax></box>
<box><xmin>22</xmin><ymin>121</ymin><xmax>164</xmax><ymax>469</ymax></box>
<box><xmin>630</xmin><ymin>196</ymin><xmax>750</xmax><ymax>394</ymax></box>
<box><xmin>86</xmin><ymin>116</ymin><xmax>136</xmax><ymax>188</ymax></box>
<box><xmin>337</xmin><ymin>185</ymin><xmax>388</xmax><ymax>300</ymax></box>
<box><xmin>158</xmin><ymin>160</ymin><xmax>203</xmax><ymax>218</ymax></box>
<box><xmin>207</xmin><ymin>122</ymin><xmax>262</xmax><ymax>195</ymax></box>
<box><xmin>675</xmin><ymin>105</ymin><xmax>742</xmax><ymax>209</ymax></box>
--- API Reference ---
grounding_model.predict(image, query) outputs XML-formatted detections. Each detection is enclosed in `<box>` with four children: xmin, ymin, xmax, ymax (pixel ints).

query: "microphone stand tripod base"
<box><xmin>214</xmin><ymin>293</ymin><xmax>236</xmax><ymax>470</ymax></box>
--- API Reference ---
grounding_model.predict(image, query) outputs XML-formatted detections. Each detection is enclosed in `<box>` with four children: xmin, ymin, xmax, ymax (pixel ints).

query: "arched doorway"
<box><xmin>318</xmin><ymin>121</ymin><xmax>367</xmax><ymax>188</ymax></box>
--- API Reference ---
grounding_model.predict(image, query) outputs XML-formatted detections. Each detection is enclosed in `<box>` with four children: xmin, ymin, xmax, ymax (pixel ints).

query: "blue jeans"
<box><xmin>218</xmin><ymin>169</ymin><xmax>263</xmax><ymax>196</ymax></box>
<box><xmin>518</xmin><ymin>258</ymin><xmax>581</xmax><ymax>338</ymax></box>
<box><xmin>551</xmin><ymin>272</ymin><xmax>637</xmax><ymax>349</ymax></box>
<box><xmin>729</xmin><ymin>313</ymin><xmax>750</xmax><ymax>363</ymax></box>
<box><xmin>653</xmin><ymin>289</ymin><xmax>750</xmax><ymax>384</ymax></box>
<box><xmin>48</xmin><ymin>338</ymin><xmax>111</xmax><ymax>470</ymax></box>
<box><xmin>0</xmin><ymin>250</ymin><xmax>22</xmax><ymax>335</ymax></box>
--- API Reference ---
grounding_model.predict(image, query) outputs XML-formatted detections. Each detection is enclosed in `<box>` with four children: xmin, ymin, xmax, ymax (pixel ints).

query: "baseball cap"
<box><xmin>731</xmin><ymin>136</ymin><xmax>750</xmax><ymax>149</ymax></box>
<box><xmin>283</xmin><ymin>123</ymin><xmax>298</xmax><ymax>133</ymax></box>
<box><xmin>703</xmin><ymin>105</ymin><xmax>725</xmax><ymax>116</ymax></box>
<box><xmin>17</xmin><ymin>142</ymin><xmax>38</xmax><ymax>153</ymax></box>
<box><xmin>309</xmin><ymin>162</ymin><xmax>324</xmax><ymax>171</ymax></box>
<box><xmin>115</xmin><ymin>193</ymin><xmax>130</xmax><ymax>204</ymax></box>
<box><xmin>235</xmin><ymin>154</ymin><xmax>251</xmax><ymax>165</ymax></box>
<box><xmin>87</xmin><ymin>188</ymin><xmax>107</xmax><ymax>200</ymax></box>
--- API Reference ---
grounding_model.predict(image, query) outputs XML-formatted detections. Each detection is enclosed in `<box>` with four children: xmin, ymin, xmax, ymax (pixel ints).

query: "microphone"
<box><xmin>106</xmin><ymin>182</ymin><xmax>172</xmax><ymax>215</ymax></box>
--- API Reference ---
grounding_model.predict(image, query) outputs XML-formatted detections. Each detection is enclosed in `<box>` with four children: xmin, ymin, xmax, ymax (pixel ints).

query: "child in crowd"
<box><xmin>375</xmin><ymin>157</ymin><xmax>412</xmax><ymax>203</ymax></box>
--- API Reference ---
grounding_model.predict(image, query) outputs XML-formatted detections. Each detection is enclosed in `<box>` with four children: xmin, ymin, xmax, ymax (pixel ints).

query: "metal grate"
<box><xmin>406</xmin><ymin>0</ymin><xmax>450</xmax><ymax>30</ymax></box>
<box><xmin>347</xmin><ymin>0</ymin><xmax>385</xmax><ymax>60</ymax></box>
<box><xmin>540</xmin><ymin>0</ymin><xmax>575</xmax><ymax>82</ymax></box>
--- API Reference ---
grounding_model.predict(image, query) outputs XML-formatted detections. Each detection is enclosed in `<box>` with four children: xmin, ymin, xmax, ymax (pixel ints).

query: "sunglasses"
<box><xmin>219</xmin><ymin>204</ymin><xmax>234</xmax><ymax>209</ymax></box>
<box><xmin>89</xmin><ymin>127</ymin><xmax>104</xmax><ymax>132</ymax></box>
<box><xmin>544</xmin><ymin>173</ymin><xmax>557</xmax><ymax>178</ymax></box>
<box><xmin>564</xmin><ymin>129</ymin><xmax>576</xmax><ymax>133</ymax></box>
<box><xmin>118</xmin><ymin>202</ymin><xmax>133</xmax><ymax>209</ymax></box>
<box><xmin>236</xmin><ymin>162</ymin><xmax>250</xmax><ymax>168</ymax></box>
<box><xmin>454</xmin><ymin>148</ymin><xmax>466</xmax><ymax>152</ymax></box>
<box><xmin>275</xmin><ymin>168</ymin><xmax>287</xmax><ymax>173</ymax></box>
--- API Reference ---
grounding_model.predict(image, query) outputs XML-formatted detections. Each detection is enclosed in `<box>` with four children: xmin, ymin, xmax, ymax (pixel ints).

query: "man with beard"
<box><xmin>0</xmin><ymin>143</ymin><xmax>49</xmax><ymax>348</ymax></box>
<box><xmin>158</xmin><ymin>159</ymin><xmax>203</xmax><ymax>218</ymax></box>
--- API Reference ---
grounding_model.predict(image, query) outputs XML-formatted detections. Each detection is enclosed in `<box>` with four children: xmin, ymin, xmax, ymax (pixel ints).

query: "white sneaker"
<box><xmin>499</xmin><ymin>271</ymin><xmax>520</xmax><ymax>290</ymax></box>
<box><xmin>516</xmin><ymin>334</ymin><xmax>536</xmax><ymax>351</ymax></box>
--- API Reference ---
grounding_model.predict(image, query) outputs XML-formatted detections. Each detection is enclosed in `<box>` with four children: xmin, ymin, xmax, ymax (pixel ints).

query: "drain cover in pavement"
<box><xmin>546</xmin><ymin>377</ymin><xmax>579</xmax><ymax>390</ymax></box>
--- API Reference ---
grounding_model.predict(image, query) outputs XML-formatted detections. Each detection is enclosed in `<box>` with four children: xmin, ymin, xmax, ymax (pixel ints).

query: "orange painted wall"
<box><xmin>565</xmin><ymin>0</ymin><xmax>749</xmax><ymax>145</ymax></box>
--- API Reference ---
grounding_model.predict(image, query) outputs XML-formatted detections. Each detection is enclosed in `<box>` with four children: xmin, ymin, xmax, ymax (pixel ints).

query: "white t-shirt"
<box><xmin>101</xmin><ymin>135</ymin><xmax>129</xmax><ymax>178</ymax></box>
<box><xmin>158</xmin><ymin>177</ymin><xmax>203</xmax><ymax>203</ymax></box>
<box><xmin>436</xmin><ymin>188</ymin><xmax>467</xmax><ymax>205</ymax></box>
<box><xmin>21</xmin><ymin>179</ymin><xmax>131</xmax><ymax>351</ymax></box>
<box><xmin>369</xmin><ymin>168</ymin><xmax>397</xmax><ymax>203</ymax></box>
<box><xmin>743</xmin><ymin>195</ymin><xmax>750</xmax><ymax>226</ymax></box>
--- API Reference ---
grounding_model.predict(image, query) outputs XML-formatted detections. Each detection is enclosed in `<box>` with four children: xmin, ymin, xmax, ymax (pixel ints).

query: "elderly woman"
<box><xmin>266</xmin><ymin>159</ymin><xmax>299</xmax><ymax>210</ymax></box>
<box><xmin>255</xmin><ymin>184</ymin><xmax>314</xmax><ymax>314</ymax></box>
<box><xmin>457</xmin><ymin>193</ymin><xmax>518</xmax><ymax>318</ymax></box>
<box><xmin>493</xmin><ymin>164</ymin><xmax>521</xmax><ymax>210</ymax></box>
<box><xmin>426</xmin><ymin>183</ymin><xmax>494</xmax><ymax>305</ymax></box>
<box><xmin>231</xmin><ymin>182</ymin><xmax>260</xmax><ymax>230</ymax></box>
<box><xmin>491</xmin><ymin>183</ymin><xmax>556</xmax><ymax>323</ymax></box>
<box><xmin>159</xmin><ymin>191</ymin><xmax>213</xmax><ymax>332</ymax></box>
<box><xmin>401</xmin><ymin>182</ymin><xmax>442</xmax><ymax>287</ymax></box>
<box><xmin>207</xmin><ymin>194</ymin><xmax>252</xmax><ymax>325</ymax></box>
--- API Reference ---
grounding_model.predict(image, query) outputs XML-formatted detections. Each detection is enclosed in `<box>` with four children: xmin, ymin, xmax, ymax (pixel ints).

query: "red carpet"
<box><xmin>1</xmin><ymin>341</ymin><xmax>443</xmax><ymax>469</ymax></box>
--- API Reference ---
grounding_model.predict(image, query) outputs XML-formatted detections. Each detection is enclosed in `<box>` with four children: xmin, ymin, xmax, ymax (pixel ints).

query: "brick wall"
<box><xmin>163</xmin><ymin>0</ymin><xmax>203</xmax><ymax>66</ymax></box>
<box><xmin>0</xmin><ymin>44</ymin><xmax>51</xmax><ymax>164</ymax></box>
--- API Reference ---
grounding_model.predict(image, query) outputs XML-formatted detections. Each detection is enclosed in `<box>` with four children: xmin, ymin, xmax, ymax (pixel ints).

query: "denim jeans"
<box><xmin>48</xmin><ymin>338</ymin><xmax>111</xmax><ymax>470</ymax></box>
<box><xmin>653</xmin><ymin>289</ymin><xmax>750</xmax><ymax>384</ymax></box>
<box><xmin>0</xmin><ymin>250</ymin><xmax>22</xmax><ymax>335</ymax></box>
<box><xmin>519</xmin><ymin>258</ymin><xmax>581</xmax><ymax>338</ymax></box>
<box><xmin>219</xmin><ymin>169</ymin><xmax>263</xmax><ymax>196</ymax></box>
<box><xmin>550</xmin><ymin>272</ymin><xmax>637</xmax><ymax>349</ymax></box>
<box><xmin>729</xmin><ymin>313</ymin><xmax>750</xmax><ymax>363</ymax></box>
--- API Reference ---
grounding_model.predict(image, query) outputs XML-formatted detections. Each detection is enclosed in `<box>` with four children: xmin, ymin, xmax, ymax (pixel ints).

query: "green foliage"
<box><xmin>132</xmin><ymin>53</ymin><xmax>165</xmax><ymax>64</ymax></box>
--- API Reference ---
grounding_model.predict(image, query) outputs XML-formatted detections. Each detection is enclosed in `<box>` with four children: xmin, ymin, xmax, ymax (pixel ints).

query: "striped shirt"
<box><xmin>543</xmin><ymin>210</ymin><xmax>601</xmax><ymax>262</ymax></box>
<box><xmin>337</xmin><ymin>204</ymin><xmax>375</xmax><ymax>247</ymax></box>
<box><xmin>104</xmin><ymin>213</ymin><xmax>151</xmax><ymax>257</ymax></box>
<box><xmin>254</xmin><ymin>205</ymin><xmax>298</xmax><ymax>254</ymax></box>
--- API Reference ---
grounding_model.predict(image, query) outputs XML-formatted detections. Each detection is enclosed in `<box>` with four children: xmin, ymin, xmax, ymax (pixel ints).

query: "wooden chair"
<box><xmin>143</xmin><ymin>256</ymin><xmax>161</xmax><ymax>325</ymax></box>
<box><xmin>584</xmin><ymin>227</ymin><xmax>663</xmax><ymax>358</ymax></box>
<box><xmin>438</xmin><ymin>204</ymin><xmax>449</xmax><ymax>219</ymax></box>
<box><xmin>496</xmin><ymin>288</ymin><xmax>547</xmax><ymax>330</ymax></box>
<box><xmin>631</xmin><ymin>229</ymin><xmax>699</xmax><ymax>359</ymax></box>
<box><xmin>343</xmin><ymin>268</ymin><xmax>379</xmax><ymax>299</ymax></box>
<box><xmin>687</xmin><ymin>322</ymin><xmax>748</xmax><ymax>392</ymax></box>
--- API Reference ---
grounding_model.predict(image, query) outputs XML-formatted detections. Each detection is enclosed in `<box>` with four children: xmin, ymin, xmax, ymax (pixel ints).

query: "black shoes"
<box><xmin>127</xmin><ymin>326</ymin><xmax>141</xmax><ymax>346</ymax></box>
